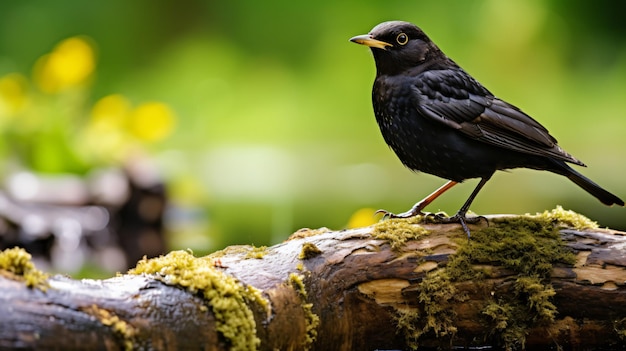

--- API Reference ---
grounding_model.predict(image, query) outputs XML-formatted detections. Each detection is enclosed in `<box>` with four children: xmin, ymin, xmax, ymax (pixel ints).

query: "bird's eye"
<box><xmin>396</xmin><ymin>33</ymin><xmax>408</xmax><ymax>45</ymax></box>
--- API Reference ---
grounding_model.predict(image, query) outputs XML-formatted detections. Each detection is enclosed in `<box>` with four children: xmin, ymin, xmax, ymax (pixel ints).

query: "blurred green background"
<box><xmin>0</xmin><ymin>0</ymin><xmax>625</xmax><ymax>255</ymax></box>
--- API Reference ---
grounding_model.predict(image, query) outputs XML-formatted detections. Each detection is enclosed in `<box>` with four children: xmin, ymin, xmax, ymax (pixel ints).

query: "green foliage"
<box><xmin>0</xmin><ymin>1</ymin><xmax>624</xmax><ymax>253</ymax></box>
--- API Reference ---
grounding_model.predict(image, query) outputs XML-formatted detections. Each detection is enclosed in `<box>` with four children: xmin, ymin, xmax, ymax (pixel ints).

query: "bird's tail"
<box><xmin>563</xmin><ymin>165</ymin><xmax>624</xmax><ymax>206</ymax></box>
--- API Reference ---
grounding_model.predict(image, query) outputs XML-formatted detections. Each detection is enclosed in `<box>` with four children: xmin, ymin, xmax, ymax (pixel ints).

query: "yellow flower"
<box><xmin>128</xmin><ymin>102</ymin><xmax>176</xmax><ymax>142</ymax></box>
<box><xmin>33</xmin><ymin>36</ymin><xmax>96</xmax><ymax>93</ymax></box>
<box><xmin>91</xmin><ymin>94</ymin><xmax>131</xmax><ymax>129</ymax></box>
<box><xmin>80</xmin><ymin>94</ymin><xmax>133</xmax><ymax>162</ymax></box>
<box><xmin>347</xmin><ymin>207</ymin><xmax>378</xmax><ymax>228</ymax></box>
<box><xmin>0</xmin><ymin>73</ymin><xmax>29</xmax><ymax>116</ymax></box>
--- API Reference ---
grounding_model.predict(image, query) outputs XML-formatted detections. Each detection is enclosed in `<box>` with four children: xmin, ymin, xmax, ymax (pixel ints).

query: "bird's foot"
<box><xmin>375</xmin><ymin>207</ymin><xmax>488</xmax><ymax>237</ymax></box>
<box><xmin>432</xmin><ymin>212</ymin><xmax>487</xmax><ymax>238</ymax></box>
<box><xmin>420</xmin><ymin>211</ymin><xmax>450</xmax><ymax>223</ymax></box>
<box><xmin>375</xmin><ymin>208</ymin><xmax>425</xmax><ymax>219</ymax></box>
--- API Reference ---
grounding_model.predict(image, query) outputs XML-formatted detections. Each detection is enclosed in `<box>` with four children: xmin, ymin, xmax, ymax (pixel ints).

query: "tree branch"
<box><xmin>1</xmin><ymin>208</ymin><xmax>625</xmax><ymax>350</ymax></box>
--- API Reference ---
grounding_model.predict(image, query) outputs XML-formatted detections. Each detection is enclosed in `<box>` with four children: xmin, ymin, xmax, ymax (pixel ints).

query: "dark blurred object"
<box><xmin>0</xmin><ymin>162</ymin><xmax>166</xmax><ymax>273</ymax></box>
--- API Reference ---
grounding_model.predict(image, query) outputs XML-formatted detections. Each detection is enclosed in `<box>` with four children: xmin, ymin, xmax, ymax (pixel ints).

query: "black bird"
<box><xmin>350</xmin><ymin>21</ymin><xmax>624</xmax><ymax>235</ymax></box>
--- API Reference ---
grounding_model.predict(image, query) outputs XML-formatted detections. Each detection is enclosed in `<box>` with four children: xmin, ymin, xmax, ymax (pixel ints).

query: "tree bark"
<box><xmin>1</xmin><ymin>211</ymin><xmax>626</xmax><ymax>350</ymax></box>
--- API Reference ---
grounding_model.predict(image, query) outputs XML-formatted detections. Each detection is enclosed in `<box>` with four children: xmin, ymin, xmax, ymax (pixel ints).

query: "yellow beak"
<box><xmin>349</xmin><ymin>34</ymin><xmax>392</xmax><ymax>50</ymax></box>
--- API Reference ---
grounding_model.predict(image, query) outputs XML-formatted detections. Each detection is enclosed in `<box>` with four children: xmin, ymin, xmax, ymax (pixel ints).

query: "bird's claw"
<box><xmin>375</xmin><ymin>208</ymin><xmax>488</xmax><ymax>237</ymax></box>
<box><xmin>430</xmin><ymin>213</ymin><xmax>488</xmax><ymax>238</ymax></box>
<box><xmin>421</xmin><ymin>211</ymin><xmax>448</xmax><ymax>222</ymax></box>
<box><xmin>374</xmin><ymin>208</ymin><xmax>425</xmax><ymax>219</ymax></box>
<box><xmin>436</xmin><ymin>213</ymin><xmax>486</xmax><ymax>225</ymax></box>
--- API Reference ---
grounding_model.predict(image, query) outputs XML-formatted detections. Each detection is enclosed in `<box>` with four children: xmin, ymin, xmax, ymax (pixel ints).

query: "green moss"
<box><xmin>481</xmin><ymin>275</ymin><xmax>558</xmax><ymax>349</ymax></box>
<box><xmin>394</xmin><ymin>308</ymin><xmax>422</xmax><ymax>350</ymax></box>
<box><xmin>449</xmin><ymin>214</ymin><xmax>575</xmax><ymax>280</ymax></box>
<box><xmin>0</xmin><ymin>247</ymin><xmax>48</xmax><ymax>290</ymax></box>
<box><xmin>395</xmin><ymin>269</ymin><xmax>458</xmax><ymax>349</ymax></box>
<box><xmin>480</xmin><ymin>275</ymin><xmax>559</xmax><ymax>349</ymax></box>
<box><xmin>516</xmin><ymin>276</ymin><xmax>557</xmax><ymax>321</ymax></box>
<box><xmin>391</xmin><ymin>208</ymin><xmax>579</xmax><ymax>349</ymax></box>
<box><xmin>418</xmin><ymin>270</ymin><xmax>459</xmax><ymax>337</ymax></box>
<box><xmin>298</xmin><ymin>242</ymin><xmax>322</xmax><ymax>260</ymax></box>
<box><xmin>373</xmin><ymin>216</ymin><xmax>429</xmax><ymax>251</ymax></box>
<box><xmin>453</xmin><ymin>211</ymin><xmax>574</xmax><ymax>348</ymax></box>
<box><xmin>129</xmin><ymin>250</ymin><xmax>268</xmax><ymax>351</ymax></box>
<box><xmin>482</xmin><ymin>301</ymin><xmax>526</xmax><ymax>347</ymax></box>
<box><xmin>289</xmin><ymin>273</ymin><xmax>320</xmax><ymax>351</ymax></box>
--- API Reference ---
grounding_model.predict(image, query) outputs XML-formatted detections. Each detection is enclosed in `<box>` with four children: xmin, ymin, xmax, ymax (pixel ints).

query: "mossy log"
<box><xmin>1</xmin><ymin>208</ymin><xmax>626</xmax><ymax>350</ymax></box>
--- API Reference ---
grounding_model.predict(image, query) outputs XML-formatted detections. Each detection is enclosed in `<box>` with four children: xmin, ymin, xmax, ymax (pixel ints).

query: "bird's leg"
<box><xmin>376</xmin><ymin>180</ymin><xmax>458</xmax><ymax>218</ymax></box>
<box><xmin>437</xmin><ymin>176</ymin><xmax>492</xmax><ymax>237</ymax></box>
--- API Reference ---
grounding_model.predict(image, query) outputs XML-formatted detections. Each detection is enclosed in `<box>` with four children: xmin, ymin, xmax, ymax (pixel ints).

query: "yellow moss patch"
<box><xmin>129</xmin><ymin>250</ymin><xmax>269</xmax><ymax>351</ymax></box>
<box><xmin>82</xmin><ymin>305</ymin><xmax>136</xmax><ymax>351</ymax></box>
<box><xmin>372</xmin><ymin>217</ymin><xmax>429</xmax><ymax>251</ymax></box>
<box><xmin>289</xmin><ymin>273</ymin><xmax>320</xmax><ymax>351</ymax></box>
<box><xmin>536</xmin><ymin>205</ymin><xmax>598</xmax><ymax>230</ymax></box>
<box><xmin>298</xmin><ymin>242</ymin><xmax>322</xmax><ymax>260</ymax></box>
<box><xmin>0</xmin><ymin>247</ymin><xmax>48</xmax><ymax>290</ymax></box>
<box><xmin>244</xmin><ymin>246</ymin><xmax>268</xmax><ymax>259</ymax></box>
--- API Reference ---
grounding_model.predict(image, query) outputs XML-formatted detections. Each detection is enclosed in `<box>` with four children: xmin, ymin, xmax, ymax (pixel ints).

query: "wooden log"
<box><xmin>1</xmin><ymin>207</ymin><xmax>625</xmax><ymax>350</ymax></box>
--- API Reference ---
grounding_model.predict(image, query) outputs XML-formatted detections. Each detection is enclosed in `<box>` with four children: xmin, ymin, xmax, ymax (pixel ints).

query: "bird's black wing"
<box><xmin>412</xmin><ymin>68</ymin><xmax>584</xmax><ymax>166</ymax></box>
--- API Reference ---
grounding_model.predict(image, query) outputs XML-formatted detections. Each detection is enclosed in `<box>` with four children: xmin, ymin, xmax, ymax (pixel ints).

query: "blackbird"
<box><xmin>350</xmin><ymin>21</ymin><xmax>624</xmax><ymax>236</ymax></box>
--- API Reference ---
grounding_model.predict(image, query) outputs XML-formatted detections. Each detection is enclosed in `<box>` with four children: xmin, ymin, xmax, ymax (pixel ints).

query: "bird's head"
<box><xmin>350</xmin><ymin>21</ymin><xmax>444</xmax><ymax>76</ymax></box>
